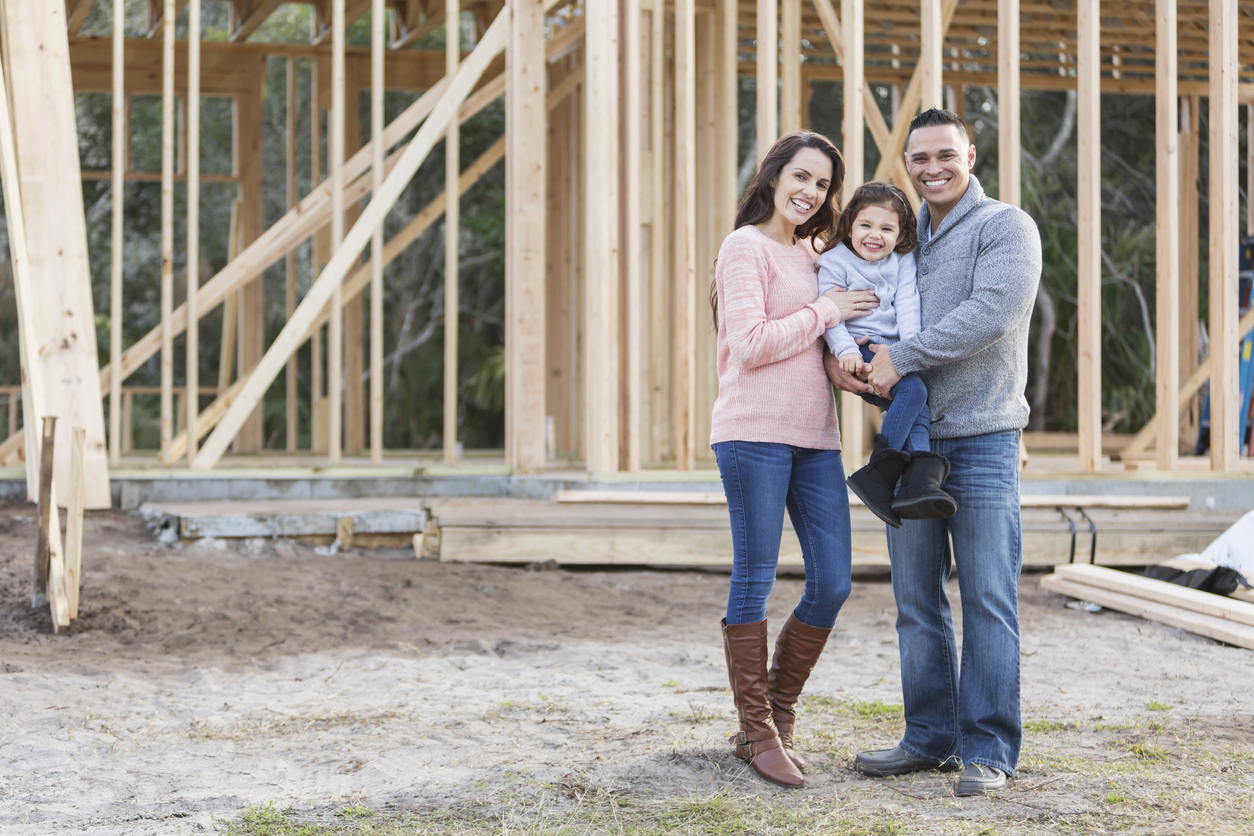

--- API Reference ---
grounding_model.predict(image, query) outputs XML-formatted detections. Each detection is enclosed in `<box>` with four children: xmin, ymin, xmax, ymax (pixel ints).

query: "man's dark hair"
<box><xmin>907</xmin><ymin>108</ymin><xmax>969</xmax><ymax>143</ymax></box>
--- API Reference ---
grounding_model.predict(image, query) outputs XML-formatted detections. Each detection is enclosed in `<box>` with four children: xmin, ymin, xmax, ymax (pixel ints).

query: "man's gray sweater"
<box><xmin>888</xmin><ymin>175</ymin><xmax>1042</xmax><ymax>439</ymax></box>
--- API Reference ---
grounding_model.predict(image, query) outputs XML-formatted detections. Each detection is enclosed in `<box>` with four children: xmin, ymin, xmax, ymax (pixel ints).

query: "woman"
<box><xmin>710</xmin><ymin>131</ymin><xmax>877</xmax><ymax>788</ymax></box>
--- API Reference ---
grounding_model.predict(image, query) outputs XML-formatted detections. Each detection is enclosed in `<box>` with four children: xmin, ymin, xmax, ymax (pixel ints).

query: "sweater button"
<box><xmin>921</xmin><ymin>266</ymin><xmax>929</xmax><ymax>275</ymax></box>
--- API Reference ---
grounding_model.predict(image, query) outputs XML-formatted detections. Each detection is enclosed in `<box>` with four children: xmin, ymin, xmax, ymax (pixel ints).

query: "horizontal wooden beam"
<box><xmin>81</xmin><ymin>170</ymin><xmax>240</xmax><ymax>183</ymax></box>
<box><xmin>68</xmin><ymin>36</ymin><xmax>463</xmax><ymax>94</ymax></box>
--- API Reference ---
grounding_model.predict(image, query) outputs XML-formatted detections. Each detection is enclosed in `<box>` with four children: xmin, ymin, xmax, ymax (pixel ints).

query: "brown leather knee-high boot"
<box><xmin>767</xmin><ymin>613</ymin><xmax>832</xmax><ymax>771</ymax></box>
<box><xmin>721</xmin><ymin>618</ymin><xmax>805</xmax><ymax>787</ymax></box>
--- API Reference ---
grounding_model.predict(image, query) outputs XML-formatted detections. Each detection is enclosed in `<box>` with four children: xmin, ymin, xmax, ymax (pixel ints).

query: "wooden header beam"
<box><xmin>68</xmin><ymin>36</ymin><xmax>456</xmax><ymax>95</ymax></box>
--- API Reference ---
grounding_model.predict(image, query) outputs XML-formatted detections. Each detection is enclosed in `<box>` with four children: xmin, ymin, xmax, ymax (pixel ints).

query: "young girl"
<box><xmin>709</xmin><ymin>132</ymin><xmax>878</xmax><ymax>788</ymax></box>
<box><xmin>817</xmin><ymin>182</ymin><xmax>956</xmax><ymax>527</ymax></box>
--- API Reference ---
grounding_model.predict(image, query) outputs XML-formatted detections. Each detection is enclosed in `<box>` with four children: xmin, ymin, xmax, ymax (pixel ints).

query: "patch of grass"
<box><xmin>852</xmin><ymin>699</ymin><xmax>902</xmax><ymax>719</ymax></box>
<box><xmin>188</xmin><ymin>710</ymin><xmax>409</xmax><ymax>742</ymax></box>
<box><xmin>334</xmin><ymin>807</ymin><xmax>373</xmax><ymax>820</ymax></box>
<box><xmin>216</xmin><ymin>803</ymin><xmax>322</xmax><ymax>836</ymax></box>
<box><xmin>663</xmin><ymin>680</ymin><xmax>679</xmax><ymax>687</ymax></box>
<box><xmin>1147</xmin><ymin>700</ymin><xmax>1173</xmax><ymax>712</ymax></box>
<box><xmin>678</xmin><ymin>701</ymin><xmax>720</xmax><ymax>724</ymax></box>
<box><xmin>801</xmin><ymin>695</ymin><xmax>903</xmax><ymax>720</ymax></box>
<box><xmin>1104</xmin><ymin>791</ymin><xmax>1125</xmax><ymax>804</ymax></box>
<box><xmin>1131</xmin><ymin>741</ymin><xmax>1169</xmax><ymax>763</ymax></box>
<box><xmin>1023</xmin><ymin>719</ymin><xmax>1076</xmax><ymax>733</ymax></box>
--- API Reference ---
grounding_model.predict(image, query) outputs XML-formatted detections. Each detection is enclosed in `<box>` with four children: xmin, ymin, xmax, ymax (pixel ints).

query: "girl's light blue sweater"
<box><xmin>815</xmin><ymin>242</ymin><xmax>920</xmax><ymax>359</ymax></box>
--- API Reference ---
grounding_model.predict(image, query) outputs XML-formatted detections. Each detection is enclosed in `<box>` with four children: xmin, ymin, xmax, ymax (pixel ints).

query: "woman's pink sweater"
<box><xmin>710</xmin><ymin>225</ymin><xmax>843</xmax><ymax>450</ymax></box>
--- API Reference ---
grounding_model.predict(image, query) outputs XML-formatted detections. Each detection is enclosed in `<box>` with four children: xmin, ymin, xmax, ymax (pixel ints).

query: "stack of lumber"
<box><xmin>423</xmin><ymin>491</ymin><xmax>1220</xmax><ymax>569</ymax></box>
<box><xmin>423</xmin><ymin>496</ymin><xmax>894</xmax><ymax>567</ymax></box>
<box><xmin>1041</xmin><ymin>563</ymin><xmax>1254</xmax><ymax>650</ymax></box>
<box><xmin>146</xmin><ymin>498</ymin><xmax>429</xmax><ymax>547</ymax></box>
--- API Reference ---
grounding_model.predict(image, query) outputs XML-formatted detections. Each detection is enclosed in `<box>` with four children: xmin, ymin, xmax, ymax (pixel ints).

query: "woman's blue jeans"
<box><xmin>714</xmin><ymin>441</ymin><xmax>853</xmax><ymax>629</ymax></box>
<box><xmin>885</xmin><ymin>430</ymin><xmax>1023</xmax><ymax>775</ymax></box>
<box><xmin>857</xmin><ymin>343</ymin><xmax>931</xmax><ymax>453</ymax></box>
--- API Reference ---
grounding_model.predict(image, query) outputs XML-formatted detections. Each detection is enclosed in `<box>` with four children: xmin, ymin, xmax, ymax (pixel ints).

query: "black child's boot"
<box><xmin>891</xmin><ymin>451</ymin><xmax>958</xmax><ymax>520</ymax></box>
<box><xmin>845</xmin><ymin>434</ymin><xmax>911</xmax><ymax>528</ymax></box>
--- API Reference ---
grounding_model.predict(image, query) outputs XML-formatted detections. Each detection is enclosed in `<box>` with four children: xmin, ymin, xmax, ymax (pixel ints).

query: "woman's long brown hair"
<box><xmin>710</xmin><ymin>131</ymin><xmax>845</xmax><ymax>330</ymax></box>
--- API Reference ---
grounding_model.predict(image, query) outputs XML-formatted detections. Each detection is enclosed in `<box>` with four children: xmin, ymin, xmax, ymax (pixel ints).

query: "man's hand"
<box><xmin>867</xmin><ymin>342</ymin><xmax>902</xmax><ymax>398</ymax></box>
<box><xmin>824</xmin><ymin>350</ymin><xmax>872</xmax><ymax>395</ymax></box>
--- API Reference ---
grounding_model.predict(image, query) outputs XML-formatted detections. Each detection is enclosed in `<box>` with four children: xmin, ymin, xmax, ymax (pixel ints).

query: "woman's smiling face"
<box><xmin>769</xmin><ymin>147</ymin><xmax>833</xmax><ymax>230</ymax></box>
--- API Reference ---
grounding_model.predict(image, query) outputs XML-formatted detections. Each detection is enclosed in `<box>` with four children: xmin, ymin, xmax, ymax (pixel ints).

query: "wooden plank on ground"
<box><xmin>552</xmin><ymin>489</ymin><xmax>727</xmax><ymax>505</ymax></box>
<box><xmin>438</xmin><ymin>526</ymin><xmax>892</xmax><ymax>567</ymax></box>
<box><xmin>1040</xmin><ymin>574</ymin><xmax>1254</xmax><ymax>650</ymax></box>
<box><xmin>549</xmin><ymin>489</ymin><xmax>1188</xmax><ymax>510</ymax></box>
<box><xmin>1019</xmin><ymin>495</ymin><xmax>1190</xmax><ymax>509</ymax></box>
<box><xmin>148</xmin><ymin>498</ymin><xmax>429</xmax><ymax>539</ymax></box>
<box><xmin>1054</xmin><ymin>563</ymin><xmax>1254</xmax><ymax>628</ymax></box>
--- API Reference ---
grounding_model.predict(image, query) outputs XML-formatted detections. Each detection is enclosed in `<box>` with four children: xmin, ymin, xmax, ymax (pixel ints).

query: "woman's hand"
<box><xmin>822</xmin><ymin>287</ymin><xmax>879</xmax><ymax>322</ymax></box>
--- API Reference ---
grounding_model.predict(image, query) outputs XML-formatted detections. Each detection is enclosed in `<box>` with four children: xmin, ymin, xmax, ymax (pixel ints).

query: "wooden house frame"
<box><xmin>0</xmin><ymin>0</ymin><xmax>1251</xmax><ymax>509</ymax></box>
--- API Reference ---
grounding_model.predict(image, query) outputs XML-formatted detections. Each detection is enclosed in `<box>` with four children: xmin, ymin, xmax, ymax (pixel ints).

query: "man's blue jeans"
<box><xmin>857</xmin><ymin>342</ymin><xmax>931</xmax><ymax>453</ymax></box>
<box><xmin>885</xmin><ymin>430</ymin><xmax>1023</xmax><ymax>775</ymax></box>
<box><xmin>714</xmin><ymin>441</ymin><xmax>852</xmax><ymax>629</ymax></box>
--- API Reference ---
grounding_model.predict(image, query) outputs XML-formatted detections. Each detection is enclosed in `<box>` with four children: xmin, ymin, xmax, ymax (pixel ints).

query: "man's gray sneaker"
<box><xmin>954</xmin><ymin>763</ymin><xmax>1007</xmax><ymax>796</ymax></box>
<box><xmin>854</xmin><ymin>746</ymin><xmax>961</xmax><ymax>777</ymax></box>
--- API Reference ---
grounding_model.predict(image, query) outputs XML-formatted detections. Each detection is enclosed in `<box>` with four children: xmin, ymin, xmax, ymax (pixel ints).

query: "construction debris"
<box><xmin>1042</xmin><ymin>512</ymin><xmax>1254</xmax><ymax>650</ymax></box>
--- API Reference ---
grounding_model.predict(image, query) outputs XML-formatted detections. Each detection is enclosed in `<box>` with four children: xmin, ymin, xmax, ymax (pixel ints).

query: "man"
<box><xmin>825</xmin><ymin>108</ymin><xmax>1041</xmax><ymax>795</ymax></box>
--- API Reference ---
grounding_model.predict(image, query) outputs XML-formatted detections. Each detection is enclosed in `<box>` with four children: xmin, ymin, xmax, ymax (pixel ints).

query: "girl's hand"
<box><xmin>838</xmin><ymin>353</ymin><xmax>863</xmax><ymax>374</ymax></box>
<box><xmin>822</xmin><ymin>287</ymin><xmax>879</xmax><ymax>321</ymax></box>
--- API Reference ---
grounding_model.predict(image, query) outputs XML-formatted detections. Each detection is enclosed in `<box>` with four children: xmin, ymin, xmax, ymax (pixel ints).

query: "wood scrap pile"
<box><xmin>1041</xmin><ymin>563</ymin><xmax>1254</xmax><ymax>650</ymax></box>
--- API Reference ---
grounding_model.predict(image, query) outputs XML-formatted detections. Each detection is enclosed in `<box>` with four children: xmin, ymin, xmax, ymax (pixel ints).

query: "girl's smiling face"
<box><xmin>849</xmin><ymin>203</ymin><xmax>901</xmax><ymax>262</ymax></box>
<box><xmin>769</xmin><ymin>147</ymin><xmax>833</xmax><ymax>230</ymax></box>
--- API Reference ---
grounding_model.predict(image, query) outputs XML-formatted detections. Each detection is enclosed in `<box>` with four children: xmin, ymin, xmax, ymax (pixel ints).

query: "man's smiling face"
<box><xmin>905</xmin><ymin>124</ymin><xmax>976</xmax><ymax>219</ymax></box>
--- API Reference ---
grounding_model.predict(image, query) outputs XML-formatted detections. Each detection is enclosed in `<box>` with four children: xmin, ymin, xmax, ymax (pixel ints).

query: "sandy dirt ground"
<box><xmin>1</xmin><ymin>505</ymin><xmax>1253</xmax><ymax>835</ymax></box>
